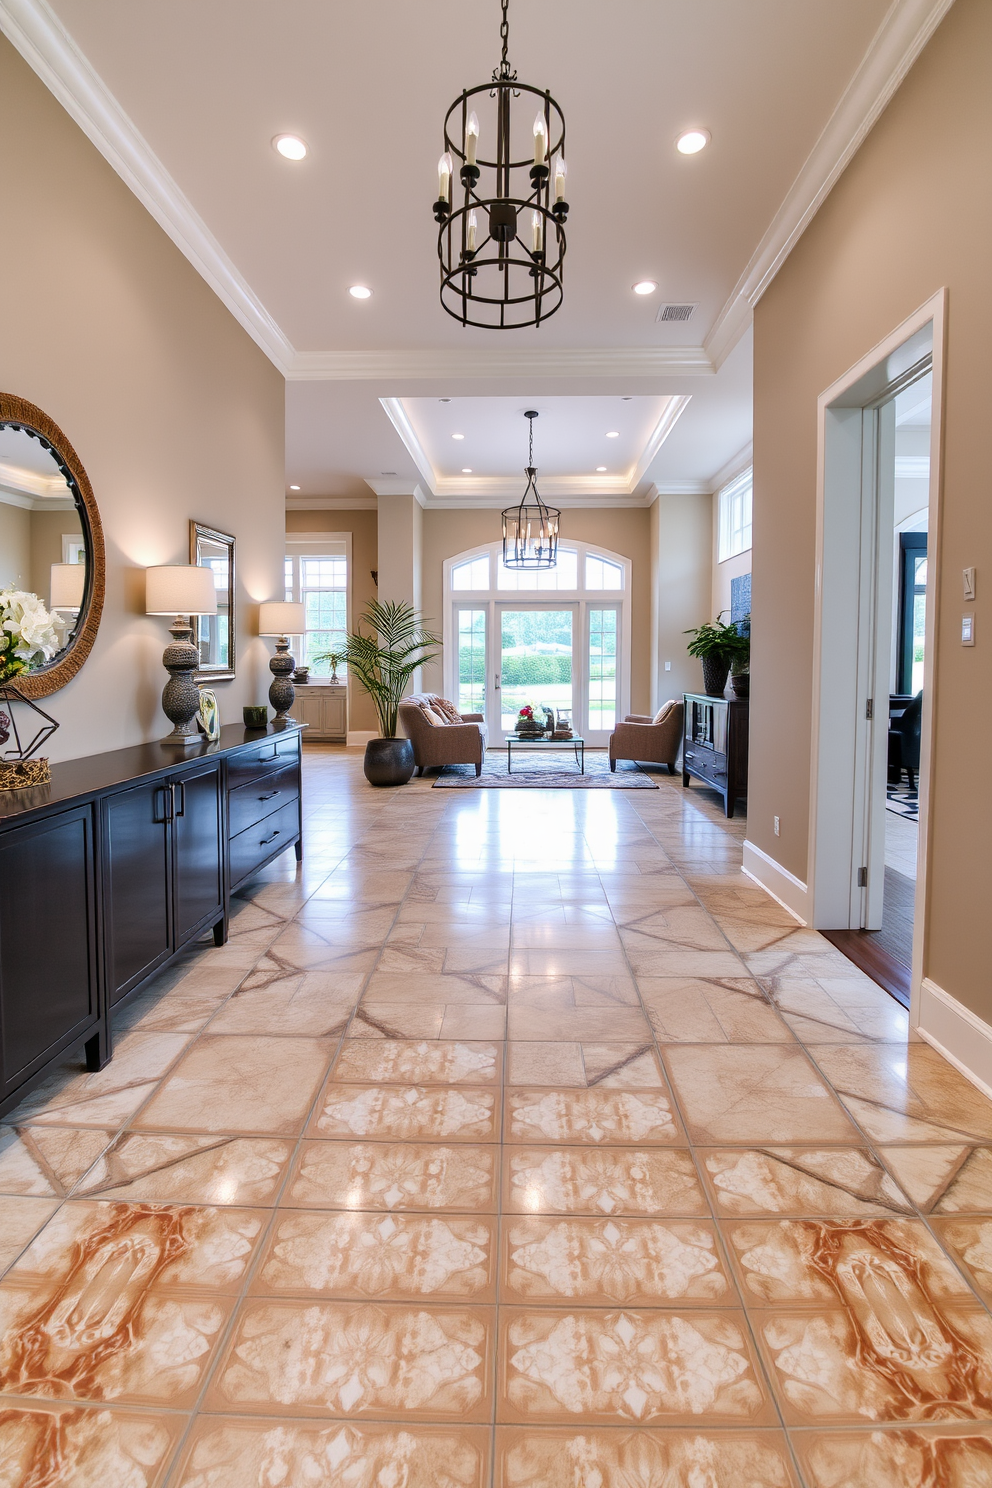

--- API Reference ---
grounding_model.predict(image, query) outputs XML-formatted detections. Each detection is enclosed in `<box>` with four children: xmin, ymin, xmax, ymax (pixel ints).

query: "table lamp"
<box><xmin>50</xmin><ymin>563</ymin><xmax>86</xmax><ymax>611</ymax></box>
<box><xmin>146</xmin><ymin>565</ymin><xmax>218</xmax><ymax>744</ymax></box>
<box><xmin>258</xmin><ymin>601</ymin><xmax>305</xmax><ymax>722</ymax></box>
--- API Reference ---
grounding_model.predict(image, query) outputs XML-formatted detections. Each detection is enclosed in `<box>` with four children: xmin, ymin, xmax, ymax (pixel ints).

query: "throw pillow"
<box><xmin>418</xmin><ymin>703</ymin><xmax>443</xmax><ymax>726</ymax></box>
<box><xmin>652</xmin><ymin>701</ymin><xmax>676</xmax><ymax>725</ymax></box>
<box><xmin>434</xmin><ymin>697</ymin><xmax>463</xmax><ymax>724</ymax></box>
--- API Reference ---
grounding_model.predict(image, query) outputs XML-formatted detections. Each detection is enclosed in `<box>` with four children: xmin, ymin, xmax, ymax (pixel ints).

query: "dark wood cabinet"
<box><xmin>0</xmin><ymin>724</ymin><xmax>303</xmax><ymax>1120</ymax></box>
<box><xmin>682</xmin><ymin>693</ymin><xmax>749</xmax><ymax>817</ymax></box>
<box><xmin>0</xmin><ymin>804</ymin><xmax>100</xmax><ymax>1101</ymax></box>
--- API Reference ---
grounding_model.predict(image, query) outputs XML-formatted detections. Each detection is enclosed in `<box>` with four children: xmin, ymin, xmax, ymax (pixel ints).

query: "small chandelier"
<box><xmin>502</xmin><ymin>411</ymin><xmax>560</xmax><ymax>569</ymax></box>
<box><xmin>433</xmin><ymin>0</ymin><xmax>569</xmax><ymax>330</ymax></box>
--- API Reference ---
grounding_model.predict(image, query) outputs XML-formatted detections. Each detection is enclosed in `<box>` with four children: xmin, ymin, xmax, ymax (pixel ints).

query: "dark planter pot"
<box><xmin>701</xmin><ymin>657</ymin><xmax>730</xmax><ymax>697</ymax></box>
<box><xmin>364</xmin><ymin>736</ymin><xmax>415</xmax><ymax>787</ymax></box>
<box><xmin>731</xmin><ymin>671</ymin><xmax>750</xmax><ymax>698</ymax></box>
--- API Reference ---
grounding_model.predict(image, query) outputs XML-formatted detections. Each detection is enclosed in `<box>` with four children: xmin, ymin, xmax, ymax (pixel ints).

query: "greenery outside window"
<box><xmin>284</xmin><ymin>540</ymin><xmax>348</xmax><ymax>677</ymax></box>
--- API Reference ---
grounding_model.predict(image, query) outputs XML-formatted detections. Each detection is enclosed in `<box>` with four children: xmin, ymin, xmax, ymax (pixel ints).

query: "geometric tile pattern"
<box><xmin>1</xmin><ymin>751</ymin><xmax>991</xmax><ymax>1485</ymax></box>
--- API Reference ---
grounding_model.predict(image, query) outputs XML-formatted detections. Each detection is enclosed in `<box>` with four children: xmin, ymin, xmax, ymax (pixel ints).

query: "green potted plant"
<box><xmin>684</xmin><ymin>613</ymin><xmax>746</xmax><ymax>698</ymax></box>
<box><xmin>731</xmin><ymin>613</ymin><xmax>750</xmax><ymax>697</ymax></box>
<box><xmin>317</xmin><ymin>599</ymin><xmax>440</xmax><ymax>786</ymax></box>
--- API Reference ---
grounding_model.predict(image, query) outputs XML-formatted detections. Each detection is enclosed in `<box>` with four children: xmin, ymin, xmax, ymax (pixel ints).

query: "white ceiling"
<box><xmin>6</xmin><ymin>0</ymin><xmax>949</xmax><ymax>503</ymax></box>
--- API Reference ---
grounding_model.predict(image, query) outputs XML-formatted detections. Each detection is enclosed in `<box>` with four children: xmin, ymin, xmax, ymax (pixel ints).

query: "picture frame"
<box><xmin>197</xmin><ymin>687</ymin><xmax>220</xmax><ymax>742</ymax></box>
<box><xmin>190</xmin><ymin>520</ymin><xmax>235</xmax><ymax>680</ymax></box>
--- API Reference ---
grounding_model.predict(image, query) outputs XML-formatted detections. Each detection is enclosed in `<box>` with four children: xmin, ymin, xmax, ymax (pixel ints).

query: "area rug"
<box><xmin>886</xmin><ymin>783</ymin><xmax>919</xmax><ymax>820</ymax></box>
<box><xmin>432</xmin><ymin>753</ymin><xmax>659</xmax><ymax>789</ymax></box>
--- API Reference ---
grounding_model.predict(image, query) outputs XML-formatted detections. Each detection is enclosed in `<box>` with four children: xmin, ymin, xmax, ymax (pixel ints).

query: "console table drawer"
<box><xmin>230</xmin><ymin>799</ymin><xmax>300</xmax><ymax>886</ymax></box>
<box><xmin>227</xmin><ymin>732</ymin><xmax>300</xmax><ymax>789</ymax></box>
<box><xmin>684</xmin><ymin>748</ymin><xmax>727</xmax><ymax>785</ymax></box>
<box><xmin>228</xmin><ymin>764</ymin><xmax>299</xmax><ymax>838</ymax></box>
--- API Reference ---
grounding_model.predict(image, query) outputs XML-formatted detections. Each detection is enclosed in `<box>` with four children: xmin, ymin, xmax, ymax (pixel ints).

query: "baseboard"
<box><xmin>917</xmin><ymin>977</ymin><xmax>992</xmax><ymax>1101</ymax></box>
<box><xmin>741</xmin><ymin>840</ymin><xmax>809</xmax><ymax>924</ymax></box>
<box><xmin>346</xmin><ymin>731</ymin><xmax>376</xmax><ymax>747</ymax></box>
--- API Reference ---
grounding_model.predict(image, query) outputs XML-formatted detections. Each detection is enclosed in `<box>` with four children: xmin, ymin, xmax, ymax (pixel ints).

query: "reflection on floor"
<box><xmin>1</xmin><ymin>747</ymin><xmax>992</xmax><ymax>1486</ymax></box>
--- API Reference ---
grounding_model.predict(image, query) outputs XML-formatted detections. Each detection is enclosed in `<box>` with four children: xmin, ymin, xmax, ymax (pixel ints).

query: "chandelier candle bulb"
<box><xmin>554</xmin><ymin>154</ymin><xmax>567</xmax><ymax>201</ymax></box>
<box><xmin>531</xmin><ymin>210</ymin><xmax>543</xmax><ymax>253</ymax></box>
<box><xmin>465</xmin><ymin>112</ymin><xmax>479</xmax><ymax>165</ymax></box>
<box><xmin>466</xmin><ymin>209</ymin><xmax>478</xmax><ymax>252</ymax></box>
<box><xmin>533</xmin><ymin>113</ymin><xmax>547</xmax><ymax>166</ymax></box>
<box><xmin>437</xmin><ymin>152</ymin><xmax>453</xmax><ymax>202</ymax></box>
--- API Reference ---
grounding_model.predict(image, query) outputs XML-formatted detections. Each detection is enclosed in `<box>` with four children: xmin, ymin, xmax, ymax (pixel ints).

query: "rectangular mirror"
<box><xmin>190</xmin><ymin>520</ymin><xmax>235</xmax><ymax>680</ymax></box>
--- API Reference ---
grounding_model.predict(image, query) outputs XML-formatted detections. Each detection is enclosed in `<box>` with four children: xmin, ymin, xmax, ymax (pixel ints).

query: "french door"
<box><xmin>452</xmin><ymin>601</ymin><xmax>620</xmax><ymax>746</ymax></box>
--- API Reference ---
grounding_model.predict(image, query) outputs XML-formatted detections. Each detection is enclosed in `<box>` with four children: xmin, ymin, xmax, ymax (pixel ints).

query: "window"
<box><xmin>284</xmin><ymin>542</ymin><xmax>348</xmax><ymax>676</ymax></box>
<box><xmin>451</xmin><ymin>554</ymin><xmax>490</xmax><ymax>590</ymax></box>
<box><xmin>585</xmin><ymin>554</ymin><xmax>624</xmax><ymax>590</ymax></box>
<box><xmin>718</xmin><ymin>469</ymin><xmax>752</xmax><ymax>562</ymax></box>
<box><xmin>497</xmin><ymin>547</ymin><xmax>578</xmax><ymax>590</ymax></box>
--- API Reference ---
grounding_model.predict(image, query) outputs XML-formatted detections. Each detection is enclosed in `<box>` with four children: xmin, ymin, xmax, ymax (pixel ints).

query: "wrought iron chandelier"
<box><xmin>433</xmin><ymin>0</ymin><xmax>569</xmax><ymax>330</ymax></box>
<box><xmin>502</xmin><ymin>411</ymin><xmax>560</xmax><ymax>569</ymax></box>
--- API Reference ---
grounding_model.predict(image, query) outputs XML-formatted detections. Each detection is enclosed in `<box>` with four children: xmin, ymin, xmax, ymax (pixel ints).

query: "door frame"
<box><xmin>807</xmin><ymin>290</ymin><xmax>946</xmax><ymax>1027</ymax></box>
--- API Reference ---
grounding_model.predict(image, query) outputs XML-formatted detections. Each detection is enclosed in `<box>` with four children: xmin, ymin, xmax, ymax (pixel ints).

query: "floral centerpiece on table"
<box><xmin>0</xmin><ymin>589</ymin><xmax>61</xmax><ymax>683</ymax></box>
<box><xmin>515</xmin><ymin>703</ymin><xmax>547</xmax><ymax>736</ymax></box>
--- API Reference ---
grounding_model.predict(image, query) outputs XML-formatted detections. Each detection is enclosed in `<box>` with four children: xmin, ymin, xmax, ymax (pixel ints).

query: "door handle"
<box><xmin>495</xmin><ymin>673</ymin><xmax>500</xmax><ymax>690</ymax></box>
<box><xmin>259</xmin><ymin>828</ymin><xmax>281</xmax><ymax>845</ymax></box>
<box><xmin>172</xmin><ymin>780</ymin><xmax>186</xmax><ymax>817</ymax></box>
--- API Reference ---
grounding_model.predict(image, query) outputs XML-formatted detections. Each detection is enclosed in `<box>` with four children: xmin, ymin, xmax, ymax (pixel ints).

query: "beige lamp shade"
<box><xmin>258</xmin><ymin>601</ymin><xmax>305</xmax><ymax>636</ymax></box>
<box><xmin>145</xmin><ymin>564</ymin><xmax>218</xmax><ymax>616</ymax></box>
<box><xmin>50</xmin><ymin>563</ymin><xmax>85</xmax><ymax>609</ymax></box>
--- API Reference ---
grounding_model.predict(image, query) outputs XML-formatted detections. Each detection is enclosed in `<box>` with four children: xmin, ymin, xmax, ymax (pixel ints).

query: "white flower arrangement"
<box><xmin>0</xmin><ymin>588</ymin><xmax>61</xmax><ymax>683</ymax></box>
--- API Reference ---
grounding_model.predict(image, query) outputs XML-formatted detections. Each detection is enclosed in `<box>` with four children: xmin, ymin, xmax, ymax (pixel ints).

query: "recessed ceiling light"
<box><xmin>439</xmin><ymin>397</ymin><xmax>451</xmax><ymax>403</ymax></box>
<box><xmin>273</xmin><ymin>134</ymin><xmax>308</xmax><ymax>160</ymax></box>
<box><xmin>676</xmin><ymin>128</ymin><xmax>710</xmax><ymax>155</ymax></box>
<box><xmin>288</xmin><ymin>484</ymin><xmax>301</xmax><ymax>491</ymax></box>
<box><xmin>349</xmin><ymin>284</ymin><xmax>372</xmax><ymax>299</ymax></box>
<box><xmin>461</xmin><ymin>467</ymin><xmax>473</xmax><ymax>473</ymax></box>
<box><xmin>606</xmin><ymin>431</ymin><xmax>620</xmax><ymax>438</ymax></box>
<box><xmin>596</xmin><ymin>466</ymin><xmax>607</xmax><ymax>473</ymax></box>
<box><xmin>633</xmin><ymin>280</ymin><xmax>657</xmax><ymax>295</ymax></box>
<box><xmin>452</xmin><ymin>433</ymin><xmax>465</xmax><ymax>440</ymax></box>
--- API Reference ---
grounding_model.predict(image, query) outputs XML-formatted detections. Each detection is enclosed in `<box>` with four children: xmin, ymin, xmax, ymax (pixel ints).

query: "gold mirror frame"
<box><xmin>0</xmin><ymin>392</ymin><xmax>106</xmax><ymax>699</ymax></box>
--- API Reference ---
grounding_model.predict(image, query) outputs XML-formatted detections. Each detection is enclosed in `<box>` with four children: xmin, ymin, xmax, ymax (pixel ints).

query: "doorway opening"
<box><xmin>809</xmin><ymin>295</ymin><xmax>943</xmax><ymax>1019</ymax></box>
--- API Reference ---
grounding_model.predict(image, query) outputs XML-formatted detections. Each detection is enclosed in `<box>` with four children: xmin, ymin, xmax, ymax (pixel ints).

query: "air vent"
<box><xmin>656</xmin><ymin>302</ymin><xmax>697</xmax><ymax>324</ymax></box>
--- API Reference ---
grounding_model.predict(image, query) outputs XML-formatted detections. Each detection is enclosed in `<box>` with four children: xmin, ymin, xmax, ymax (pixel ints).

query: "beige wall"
<box><xmin>419</xmin><ymin>506</ymin><xmax>654</xmax><ymax>712</ymax></box>
<box><xmin>650</xmin><ymin>491</ymin><xmax>713</xmax><ymax>710</ymax></box>
<box><xmin>0</xmin><ymin>501</ymin><xmax>30</xmax><ymax>590</ymax></box>
<box><xmin>28</xmin><ymin>509</ymin><xmax>83</xmax><ymax>605</ymax></box>
<box><xmin>1</xmin><ymin>37</ymin><xmax>284</xmax><ymax>761</ymax></box>
<box><xmin>286</xmin><ymin>507</ymin><xmax>379</xmax><ymax>733</ymax></box>
<box><xmin>750</xmin><ymin>0</ymin><xmax>991</xmax><ymax>1016</ymax></box>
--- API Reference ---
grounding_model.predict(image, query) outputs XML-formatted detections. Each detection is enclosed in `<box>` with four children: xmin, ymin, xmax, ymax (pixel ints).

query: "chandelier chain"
<box><xmin>494</xmin><ymin>0</ymin><xmax>517</xmax><ymax>82</ymax></box>
<box><xmin>528</xmin><ymin>411</ymin><xmax>534</xmax><ymax>467</ymax></box>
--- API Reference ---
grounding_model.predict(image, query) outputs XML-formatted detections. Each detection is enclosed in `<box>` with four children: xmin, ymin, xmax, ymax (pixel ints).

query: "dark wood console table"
<box><xmin>682</xmin><ymin>693</ymin><xmax>748</xmax><ymax>817</ymax></box>
<box><xmin>0</xmin><ymin>723</ymin><xmax>303</xmax><ymax>1119</ymax></box>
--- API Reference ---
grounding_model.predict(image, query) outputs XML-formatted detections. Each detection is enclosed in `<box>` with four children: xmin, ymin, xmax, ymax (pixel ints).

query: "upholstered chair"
<box><xmin>609</xmin><ymin>699</ymin><xmax>684</xmax><ymax>774</ymax></box>
<box><xmin>398</xmin><ymin>693</ymin><xmax>488</xmax><ymax>776</ymax></box>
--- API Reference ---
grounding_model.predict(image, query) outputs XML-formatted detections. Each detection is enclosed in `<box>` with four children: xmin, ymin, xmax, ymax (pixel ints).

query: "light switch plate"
<box><xmin>964</xmin><ymin>567</ymin><xmax>977</xmax><ymax>601</ymax></box>
<box><xmin>962</xmin><ymin>614</ymin><xmax>975</xmax><ymax>646</ymax></box>
<box><xmin>664</xmin><ymin>661</ymin><xmax>671</xmax><ymax>671</ymax></box>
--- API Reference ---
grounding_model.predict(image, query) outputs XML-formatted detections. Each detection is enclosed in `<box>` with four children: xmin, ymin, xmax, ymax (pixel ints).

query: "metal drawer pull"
<box><xmin>259</xmin><ymin>828</ymin><xmax>281</xmax><ymax>845</ymax></box>
<box><xmin>258</xmin><ymin>789</ymin><xmax>280</xmax><ymax>801</ymax></box>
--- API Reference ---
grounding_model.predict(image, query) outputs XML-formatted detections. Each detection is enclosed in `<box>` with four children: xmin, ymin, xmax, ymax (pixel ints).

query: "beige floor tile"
<box><xmin>0</xmin><ymin>1126</ymin><xmax>114</xmax><ymax>1198</ymax></box>
<box><xmin>495</xmin><ymin>1426</ymin><xmax>800</xmax><ymax>1488</ymax></box>
<box><xmin>506</xmin><ymin>1006</ymin><xmax>653</xmax><ymax>1042</ymax></box>
<box><xmin>506</xmin><ymin>1088</ymin><xmax>683</xmax><ymax>1146</ymax></box>
<box><xmin>252</xmin><ymin>1210</ymin><xmax>497</xmax><ymax>1301</ymax></box>
<box><xmin>206</xmin><ymin>976</ymin><xmax>354</xmax><ymax>1037</ymax></box>
<box><xmin>0</xmin><ymin>1400</ymin><xmax>185</xmax><ymax>1488</ymax></box>
<box><xmin>133</xmin><ymin>1035</ymin><xmax>334</xmax><ymax>1135</ymax></box>
<box><xmin>441</xmin><ymin>1005</ymin><xmax>508</xmax><ymax>1040</ymax></box>
<box><xmin>332</xmin><ymin>1039</ymin><xmax>501</xmax><ymax>1085</ymax></box>
<box><xmin>639</xmin><ymin>976</ymin><xmax>794</xmax><ymax>1043</ymax></box>
<box><xmin>0</xmin><ymin>1194</ymin><xmax>61</xmax><ymax>1275</ymax></box>
<box><xmin>497</xmin><ymin>1306</ymin><xmax>776</xmax><ymax>1425</ymax></box>
<box><xmin>624</xmin><ymin>948</ymin><xmax>748</xmax><ymax>978</ymax></box>
<box><xmin>503</xmin><ymin>1146</ymin><xmax>707</xmax><ymax>1217</ymax></box>
<box><xmin>930</xmin><ymin>1215</ymin><xmax>992</xmax><ymax>1303</ymax></box>
<box><xmin>664</xmin><ymin>1044</ymin><xmax>860</xmax><ymax>1144</ymax></box>
<box><xmin>7</xmin><ymin>1030</ymin><xmax>192</xmax><ymax>1130</ymax></box>
<box><xmin>172</xmin><ymin>1418</ymin><xmax>491</xmax><ymax>1488</ymax></box>
<box><xmin>507</xmin><ymin>1042</ymin><xmax>586</xmax><ymax>1087</ymax></box>
<box><xmin>813</xmin><ymin>1044</ymin><xmax>992</xmax><ymax>1143</ymax></box>
<box><xmin>789</xmin><ymin>1425</ymin><xmax>992</xmax><ymax>1488</ymax></box>
<box><xmin>311</xmin><ymin>1084</ymin><xmax>500</xmax><ymax>1142</ymax></box>
<box><xmin>700</xmin><ymin>1146</ymin><xmax>912</xmax><ymax>1217</ymax></box>
<box><xmin>351</xmin><ymin>1003</ymin><xmax>447</xmax><ymax>1038</ymax></box>
<box><xmin>73</xmin><ymin>1133</ymin><xmax>293</xmax><ymax>1205</ymax></box>
<box><xmin>880</xmin><ymin>1143</ymin><xmax>992</xmax><ymax>1213</ymax></box>
<box><xmin>500</xmin><ymin>1215</ymin><xmax>732</xmax><ymax>1304</ymax></box>
<box><xmin>509</xmin><ymin>949</ymin><xmax>630</xmax><ymax>977</ymax></box>
<box><xmin>581</xmin><ymin>1044</ymin><xmax>665</xmax><ymax>1087</ymax></box>
<box><xmin>206</xmin><ymin>1298</ymin><xmax>495</xmax><ymax>1421</ymax></box>
<box><xmin>285</xmin><ymin>1139</ymin><xmax>499</xmax><ymax>1212</ymax></box>
<box><xmin>362</xmin><ymin>971</ymin><xmax>507</xmax><ymax>1005</ymax></box>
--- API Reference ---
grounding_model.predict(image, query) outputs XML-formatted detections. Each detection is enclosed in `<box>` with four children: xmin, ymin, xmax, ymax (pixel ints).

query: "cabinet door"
<box><xmin>173</xmin><ymin>762</ymin><xmax>224</xmax><ymax>946</ymax></box>
<box><xmin>104</xmin><ymin>782</ymin><xmax>171</xmax><ymax>1004</ymax></box>
<box><xmin>324</xmin><ymin>691</ymin><xmax>347</xmax><ymax>738</ymax></box>
<box><xmin>0</xmin><ymin>805</ymin><xmax>99</xmax><ymax>1097</ymax></box>
<box><xmin>295</xmin><ymin>692</ymin><xmax>324</xmax><ymax>735</ymax></box>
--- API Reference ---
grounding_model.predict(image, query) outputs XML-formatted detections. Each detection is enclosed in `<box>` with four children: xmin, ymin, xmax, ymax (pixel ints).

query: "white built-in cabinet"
<box><xmin>293</xmin><ymin>684</ymin><xmax>348</xmax><ymax>741</ymax></box>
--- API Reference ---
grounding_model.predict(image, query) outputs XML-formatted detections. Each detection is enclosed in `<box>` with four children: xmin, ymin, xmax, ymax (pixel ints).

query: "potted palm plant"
<box><xmin>684</xmin><ymin>614</ymin><xmax>747</xmax><ymax>698</ymax></box>
<box><xmin>317</xmin><ymin>599</ymin><xmax>441</xmax><ymax>786</ymax></box>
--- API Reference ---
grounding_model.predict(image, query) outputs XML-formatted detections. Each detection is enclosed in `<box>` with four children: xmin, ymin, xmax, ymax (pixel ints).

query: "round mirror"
<box><xmin>0</xmin><ymin>393</ymin><xmax>104</xmax><ymax>698</ymax></box>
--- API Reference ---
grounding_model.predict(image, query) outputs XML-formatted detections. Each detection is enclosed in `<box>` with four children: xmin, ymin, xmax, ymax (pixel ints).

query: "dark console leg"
<box><xmin>295</xmin><ymin>837</ymin><xmax>304</xmax><ymax>862</ymax></box>
<box><xmin>213</xmin><ymin>915</ymin><xmax>228</xmax><ymax>947</ymax></box>
<box><xmin>84</xmin><ymin>1022</ymin><xmax>112</xmax><ymax>1071</ymax></box>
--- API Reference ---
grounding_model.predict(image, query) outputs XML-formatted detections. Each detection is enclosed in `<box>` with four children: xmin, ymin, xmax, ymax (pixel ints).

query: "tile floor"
<box><xmin>1</xmin><ymin>747</ymin><xmax>991</xmax><ymax>1486</ymax></box>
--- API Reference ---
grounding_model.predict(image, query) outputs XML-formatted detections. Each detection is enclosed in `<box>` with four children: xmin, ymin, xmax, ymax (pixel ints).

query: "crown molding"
<box><xmin>704</xmin><ymin>0</ymin><xmax>957</xmax><ymax>369</ymax></box>
<box><xmin>631</xmin><ymin>396</ymin><xmax>691</xmax><ymax>487</ymax></box>
<box><xmin>0</xmin><ymin>0</ymin><xmax>295</xmax><ymax>374</ymax></box>
<box><xmin>292</xmin><ymin>346</ymin><xmax>714</xmax><ymax>383</ymax></box>
<box><xmin>285</xmin><ymin>494</ymin><xmax>377</xmax><ymax>511</ymax></box>
<box><xmin>709</xmin><ymin>442</ymin><xmax>754</xmax><ymax>496</ymax></box>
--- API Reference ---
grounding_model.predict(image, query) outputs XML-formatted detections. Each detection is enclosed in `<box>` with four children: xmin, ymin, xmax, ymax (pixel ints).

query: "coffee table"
<box><xmin>506</xmin><ymin>735</ymin><xmax>585</xmax><ymax>774</ymax></box>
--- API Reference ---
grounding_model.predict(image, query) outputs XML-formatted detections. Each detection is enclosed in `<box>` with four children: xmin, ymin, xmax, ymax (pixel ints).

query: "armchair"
<box><xmin>398</xmin><ymin>693</ymin><xmax>488</xmax><ymax>776</ymax></box>
<box><xmin>609</xmin><ymin>700</ymin><xmax>684</xmax><ymax>774</ymax></box>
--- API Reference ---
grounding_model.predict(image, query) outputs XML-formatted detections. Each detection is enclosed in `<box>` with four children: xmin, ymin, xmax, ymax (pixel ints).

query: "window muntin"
<box><xmin>451</xmin><ymin>554</ymin><xmax>491</xmax><ymax>590</ymax></box>
<box><xmin>456</xmin><ymin>608</ymin><xmax>487</xmax><ymax>713</ymax></box>
<box><xmin>718</xmin><ymin>470</ymin><xmax>753</xmax><ymax>562</ymax></box>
